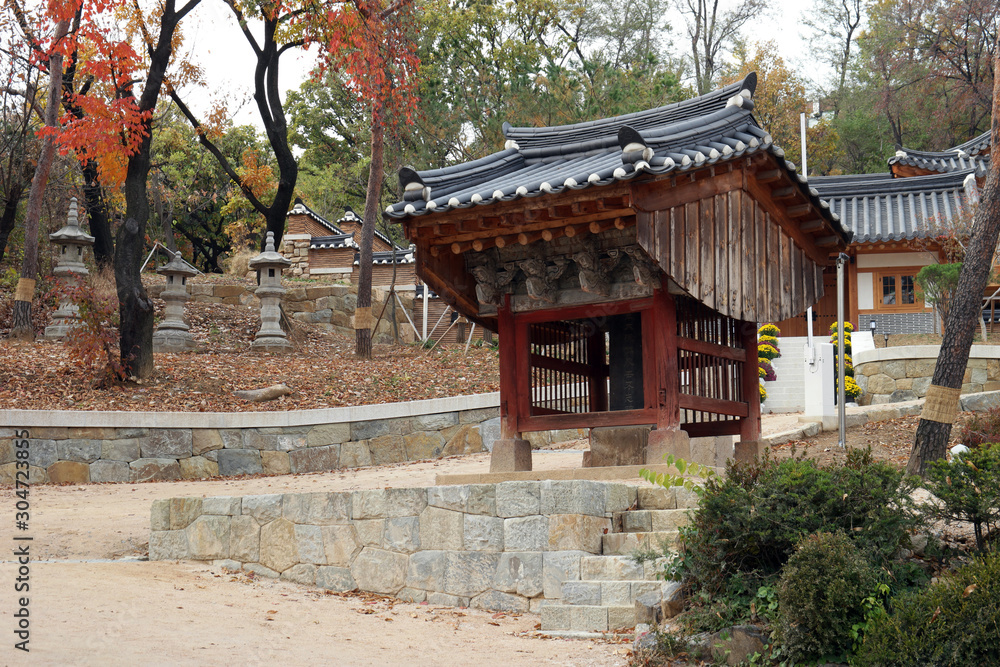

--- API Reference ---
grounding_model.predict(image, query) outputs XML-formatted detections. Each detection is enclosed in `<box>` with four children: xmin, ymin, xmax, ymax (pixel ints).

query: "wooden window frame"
<box><xmin>873</xmin><ymin>266</ymin><xmax>925</xmax><ymax>313</ymax></box>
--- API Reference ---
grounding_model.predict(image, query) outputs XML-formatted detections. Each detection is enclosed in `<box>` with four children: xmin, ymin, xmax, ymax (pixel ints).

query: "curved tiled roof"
<box><xmin>387</xmin><ymin>74</ymin><xmax>849</xmax><ymax>243</ymax></box>
<box><xmin>310</xmin><ymin>233</ymin><xmax>358</xmax><ymax>249</ymax></box>
<box><xmin>353</xmin><ymin>248</ymin><xmax>415</xmax><ymax>265</ymax></box>
<box><xmin>812</xmin><ymin>168</ymin><xmax>980</xmax><ymax>243</ymax></box>
<box><xmin>888</xmin><ymin>130</ymin><xmax>992</xmax><ymax>175</ymax></box>
<box><xmin>290</xmin><ymin>199</ymin><xmax>341</xmax><ymax>234</ymax></box>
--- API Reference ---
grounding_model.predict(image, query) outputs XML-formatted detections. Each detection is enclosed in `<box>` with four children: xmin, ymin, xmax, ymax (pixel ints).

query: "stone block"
<box><xmin>261</xmin><ymin>451</ymin><xmax>291</xmax><ymax>475</ymax></box>
<box><xmin>369</xmin><ymin>435</ymin><xmax>407</xmax><ymax>465</ymax></box>
<box><xmin>243</xmin><ymin>563</ymin><xmax>279</xmax><ymax>579</ymax></box>
<box><xmin>46</xmin><ymin>461</ymin><xmax>90</xmax><ymax>484</ymax></box>
<box><xmin>244</xmin><ymin>431</ymin><xmax>305</xmax><ymax>452</ymax></box>
<box><xmin>444</xmin><ymin>551</ymin><xmax>500</xmax><ymax>597</ymax></box>
<box><xmin>637</xmin><ymin>487</ymin><xmax>675</xmax><ymax>510</ymax></box>
<box><xmin>913</xmin><ymin>376</ymin><xmax>932</xmax><ymax>396</ymax></box>
<box><xmin>540</xmin><ymin>480</ymin><xmax>607</xmax><ymax>517</ymax></box>
<box><xmin>622</xmin><ymin>510</ymin><xmax>652</xmax><ymax>533</ymax></box>
<box><xmin>242</xmin><ymin>494</ymin><xmax>282</xmax><ymax>523</ymax></box>
<box><xmin>283</xmin><ymin>492</ymin><xmax>351</xmax><ymax>525</ymax></box>
<box><xmin>403</xmin><ymin>431</ymin><xmax>446</xmax><ymax>460</ymax></box>
<box><xmin>259</xmin><ymin>518</ymin><xmax>299</xmax><ymax>572</ymax></box>
<box><xmin>492</xmin><ymin>551</ymin><xmax>543</xmax><ymax>597</ymax></box>
<box><xmin>467</xmin><ymin>484</ymin><xmax>496</xmax><ymax>515</ymax></box>
<box><xmin>316</xmin><ymin>566</ymin><xmax>357</xmax><ymax>591</ymax></box>
<box><xmin>460</xmin><ymin>407</ymin><xmax>499</xmax><ymax>424</ymax></box>
<box><xmin>414</xmin><ymin>412</ymin><xmax>459</xmax><ymax>431</ymax></box>
<box><xmin>339</xmin><ymin>441</ymin><xmax>372</xmax><ymax>468</ymax></box>
<box><xmin>962</xmin><ymin>390</ymin><xmax>1000</xmax><ymax>412</ymax></box>
<box><xmin>289</xmin><ymin>445</ymin><xmax>340</xmax><ymax>474</ymax></box>
<box><xmin>471</xmin><ymin>591</ymin><xmax>529</xmax><ymax>613</ymax></box>
<box><xmin>130</xmin><ymin>458</ymin><xmax>182</xmax><ymax>482</ymax></box>
<box><xmin>504</xmin><ymin>516</ymin><xmax>549</xmax><ymax>551</ymax></box>
<box><xmin>570</xmin><ymin>606</ymin><xmax>609</xmax><ymax>632</ymax></box>
<box><xmin>397</xmin><ymin>588</ymin><xmax>427</xmax><ymax>603</ymax></box>
<box><xmin>541</xmin><ymin>604</ymin><xmax>572</xmax><ymax>631</ymax></box>
<box><xmin>548</xmin><ymin>515</ymin><xmax>609</xmax><ymax>553</ymax></box>
<box><xmin>419</xmin><ymin>506</ymin><xmax>464</xmax><ymax>551</ymax></box>
<box><xmin>352</xmin><ymin>489</ymin><xmax>388</xmax><ymax>519</ymax></box>
<box><xmin>150</xmin><ymin>499</ymin><xmax>171</xmax><ymax>531</ymax></box>
<box><xmin>170</xmin><ymin>498</ymin><xmax>204</xmax><ymax>530</ymax></box>
<box><xmin>406</xmin><ymin>550</ymin><xmax>448</xmax><ymax>591</ymax></box>
<box><xmin>186</xmin><ymin>515</ymin><xmax>231</xmax><ymax>560</ymax></box>
<box><xmin>489</xmin><ymin>438</ymin><xmax>532</xmax><ymax>472</ymax></box>
<box><xmin>140</xmin><ymin>429</ymin><xmax>193</xmax><ymax>459</ymax></box>
<box><xmin>386</xmin><ymin>488</ymin><xmax>428</xmax><ymax>517</ymax></box>
<box><xmin>646</xmin><ymin>428</ymin><xmax>691</xmax><ymax>465</ymax></box>
<box><xmin>906</xmin><ymin>359</ymin><xmax>937</xmax><ymax>378</ymax></box>
<box><xmin>180</xmin><ymin>456</ymin><xmax>219</xmax><ymax>479</ymax></box>
<box><xmin>588</xmin><ymin>426</ymin><xmax>650</xmax><ymax>467</ymax></box>
<box><xmin>220</xmin><ymin>430</ymin><xmax>243</xmax><ymax>449</ymax></box>
<box><xmin>464</xmin><ymin>514</ymin><xmax>503</xmax><ymax>551</ymax></box>
<box><xmin>889</xmin><ymin>389</ymin><xmax>918</xmax><ymax>403</ymax></box>
<box><xmin>57</xmin><ymin>439</ymin><xmax>102</xmax><ymax>463</ymax></box>
<box><xmin>495</xmin><ymin>481</ymin><xmax>540</xmax><ymax>517</ymax></box>
<box><xmin>882</xmin><ymin>360</ymin><xmax>907</xmax><ymax>379</ymax></box>
<box><xmin>281</xmin><ymin>563</ymin><xmax>317</xmax><ymax>585</ymax></box>
<box><xmin>650</xmin><ymin>510</ymin><xmax>689</xmax><ymax>532</ymax></box>
<box><xmin>562</xmin><ymin>581</ymin><xmax>601</xmax><ymax>606</ymax></box>
<box><xmin>217</xmin><ymin>450</ymin><xmax>263</xmax><ymax>476</ymax></box>
<box><xmin>351</xmin><ymin>418</ymin><xmax>410</xmax><ymax>441</ymax></box>
<box><xmin>602</xmin><ymin>581</ymin><xmax>632</xmax><ymax>606</ymax></box>
<box><xmin>479</xmin><ymin>417</ymin><xmax>501</xmax><ymax>453</ymax></box>
<box><xmin>384</xmin><ymin>517</ymin><xmax>421</xmax><ymax>553</ymax></box>
<box><xmin>351</xmin><ymin>547</ymin><xmax>408</xmax><ymax>595</ymax></box>
<box><xmin>321</xmin><ymin>525</ymin><xmax>363</xmax><ymax>566</ymax></box>
<box><xmin>191</xmin><ymin>430</ymin><xmax>224</xmax><ymax>456</ymax></box>
<box><xmin>306</xmin><ymin>423</ymin><xmax>351</xmax><ymax>447</ymax></box>
<box><xmin>354</xmin><ymin>519</ymin><xmax>384</xmax><ymax>547</ymax></box>
<box><xmin>230</xmin><ymin>515</ymin><xmax>260</xmax><ymax>562</ymax></box>
<box><xmin>427</xmin><ymin>592</ymin><xmax>466</xmax><ymax>607</ymax></box>
<box><xmin>428</xmin><ymin>485</ymin><xmax>470</xmax><ymax>512</ymax></box>
<box><xmin>149</xmin><ymin>530</ymin><xmax>188</xmax><ymax>560</ymax></box>
<box><xmin>26</xmin><ymin>440</ymin><xmax>58</xmax><ymax>469</ymax></box>
<box><xmin>607</xmin><ymin>606</ymin><xmax>636</xmax><ymax>631</ymax></box>
<box><xmin>294</xmin><ymin>524</ymin><xmax>326</xmax><ymax>564</ymax></box>
<box><xmin>442</xmin><ymin>425</ymin><xmax>484</xmax><ymax>457</ymax></box>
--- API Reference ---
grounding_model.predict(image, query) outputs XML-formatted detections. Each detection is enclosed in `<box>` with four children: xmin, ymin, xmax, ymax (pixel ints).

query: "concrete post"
<box><xmin>803</xmin><ymin>342</ymin><xmax>837</xmax><ymax>430</ymax></box>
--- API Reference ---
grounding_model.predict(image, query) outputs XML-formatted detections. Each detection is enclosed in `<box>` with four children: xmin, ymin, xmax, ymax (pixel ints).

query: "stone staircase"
<box><xmin>540</xmin><ymin>486</ymin><xmax>698</xmax><ymax>633</ymax></box>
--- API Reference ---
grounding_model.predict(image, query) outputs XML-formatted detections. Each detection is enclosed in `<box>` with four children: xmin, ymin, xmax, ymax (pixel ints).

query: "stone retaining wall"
<box><xmin>149</xmin><ymin>480</ymin><xmax>640</xmax><ymax>612</ymax></box>
<box><xmin>147</xmin><ymin>282</ymin><xmax>417</xmax><ymax>344</ymax></box>
<box><xmin>855</xmin><ymin>345</ymin><xmax>1000</xmax><ymax>405</ymax></box>
<box><xmin>0</xmin><ymin>396</ymin><xmax>508</xmax><ymax>485</ymax></box>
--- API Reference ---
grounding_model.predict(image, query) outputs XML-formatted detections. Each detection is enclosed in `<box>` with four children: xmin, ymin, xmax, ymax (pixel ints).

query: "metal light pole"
<box><xmin>837</xmin><ymin>252</ymin><xmax>848</xmax><ymax>448</ymax></box>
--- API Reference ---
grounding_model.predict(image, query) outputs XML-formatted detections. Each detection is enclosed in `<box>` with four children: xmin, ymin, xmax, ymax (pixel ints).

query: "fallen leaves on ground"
<box><xmin>0</xmin><ymin>297</ymin><xmax>499</xmax><ymax>412</ymax></box>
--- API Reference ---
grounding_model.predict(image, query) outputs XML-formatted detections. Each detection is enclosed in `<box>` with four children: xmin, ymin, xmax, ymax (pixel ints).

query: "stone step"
<box><xmin>615</xmin><ymin>509</ymin><xmax>689</xmax><ymax>533</ymax></box>
<box><xmin>540</xmin><ymin>604</ymin><xmax>637</xmax><ymax>632</ymax></box>
<box><xmin>602</xmin><ymin>531</ymin><xmax>680</xmax><ymax>556</ymax></box>
<box><xmin>560</xmin><ymin>579</ymin><xmax>676</xmax><ymax>608</ymax></box>
<box><xmin>636</xmin><ymin>486</ymin><xmax>701</xmax><ymax>511</ymax></box>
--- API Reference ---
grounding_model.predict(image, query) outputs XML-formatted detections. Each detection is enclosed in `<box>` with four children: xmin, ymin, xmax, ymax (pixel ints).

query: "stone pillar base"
<box><xmin>646</xmin><ymin>427</ymin><xmax>691</xmax><ymax>465</ymax></box>
<box><xmin>489</xmin><ymin>438</ymin><xmax>532</xmax><ymax>472</ymax></box>
<box><xmin>43</xmin><ymin>322</ymin><xmax>76</xmax><ymax>341</ymax></box>
<box><xmin>153</xmin><ymin>330</ymin><xmax>197</xmax><ymax>353</ymax></box>
<box><xmin>734</xmin><ymin>439</ymin><xmax>762</xmax><ymax>464</ymax></box>
<box><xmin>587</xmin><ymin>425</ymin><xmax>651</xmax><ymax>467</ymax></box>
<box><xmin>251</xmin><ymin>337</ymin><xmax>294</xmax><ymax>353</ymax></box>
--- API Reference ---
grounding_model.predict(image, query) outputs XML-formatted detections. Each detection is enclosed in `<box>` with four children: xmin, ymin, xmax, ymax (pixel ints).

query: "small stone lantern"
<box><xmin>249</xmin><ymin>231</ymin><xmax>292</xmax><ymax>352</ymax></box>
<box><xmin>44</xmin><ymin>198</ymin><xmax>95</xmax><ymax>340</ymax></box>
<box><xmin>152</xmin><ymin>251</ymin><xmax>198</xmax><ymax>352</ymax></box>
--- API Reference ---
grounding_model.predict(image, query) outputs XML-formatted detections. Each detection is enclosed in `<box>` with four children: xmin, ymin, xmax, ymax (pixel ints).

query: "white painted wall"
<box><xmin>762</xmin><ymin>336</ymin><xmax>808</xmax><ymax>414</ymax></box>
<box><xmin>856</xmin><ymin>251</ymin><xmax>938</xmax><ymax>269</ymax></box>
<box><xmin>858</xmin><ymin>272</ymin><xmax>874</xmax><ymax>310</ymax></box>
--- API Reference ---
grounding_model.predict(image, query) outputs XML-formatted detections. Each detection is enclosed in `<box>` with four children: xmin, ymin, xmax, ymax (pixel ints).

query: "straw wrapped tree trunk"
<box><xmin>908</xmin><ymin>39</ymin><xmax>1000</xmax><ymax>477</ymax></box>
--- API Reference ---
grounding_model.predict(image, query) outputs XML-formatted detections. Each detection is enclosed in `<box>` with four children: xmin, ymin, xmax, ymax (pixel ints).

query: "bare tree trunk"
<box><xmin>10</xmin><ymin>19</ymin><xmax>70</xmax><ymax>341</ymax></box>
<box><xmin>355</xmin><ymin>103</ymin><xmax>384</xmax><ymax>360</ymax></box>
<box><xmin>0</xmin><ymin>191</ymin><xmax>23</xmax><ymax>261</ymax></box>
<box><xmin>908</xmin><ymin>42</ymin><xmax>1000</xmax><ymax>477</ymax></box>
<box><xmin>151</xmin><ymin>170</ymin><xmax>176</xmax><ymax>252</ymax></box>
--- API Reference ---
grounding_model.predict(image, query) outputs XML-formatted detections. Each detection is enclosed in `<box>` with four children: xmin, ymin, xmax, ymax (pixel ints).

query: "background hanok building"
<box><xmin>387</xmin><ymin>74</ymin><xmax>851</xmax><ymax>471</ymax></box>
<box><xmin>282</xmin><ymin>199</ymin><xmax>415</xmax><ymax>286</ymax></box>
<box><xmin>805</xmin><ymin>167</ymin><xmax>983</xmax><ymax>336</ymax></box>
<box><xmin>888</xmin><ymin>130</ymin><xmax>991</xmax><ymax>178</ymax></box>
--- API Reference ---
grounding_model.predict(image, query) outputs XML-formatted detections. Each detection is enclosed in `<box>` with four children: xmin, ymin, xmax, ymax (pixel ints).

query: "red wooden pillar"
<box><xmin>497</xmin><ymin>296</ymin><xmax>520</xmax><ymax>439</ymax></box>
<box><xmin>738</xmin><ymin>319</ymin><xmax>762</xmax><ymax>448</ymax></box>
<box><xmin>651</xmin><ymin>289</ymin><xmax>680</xmax><ymax>429</ymax></box>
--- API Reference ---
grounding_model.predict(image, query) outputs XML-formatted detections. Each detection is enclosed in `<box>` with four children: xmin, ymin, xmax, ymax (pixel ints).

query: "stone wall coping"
<box><xmin>854</xmin><ymin>344</ymin><xmax>1000</xmax><ymax>366</ymax></box>
<box><xmin>0</xmin><ymin>392</ymin><xmax>500</xmax><ymax>429</ymax></box>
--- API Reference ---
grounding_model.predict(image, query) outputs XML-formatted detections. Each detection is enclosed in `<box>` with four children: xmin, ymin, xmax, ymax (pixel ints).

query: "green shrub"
<box><xmin>854</xmin><ymin>551</ymin><xmax>1000</xmax><ymax>666</ymax></box>
<box><xmin>922</xmin><ymin>443</ymin><xmax>1000</xmax><ymax>551</ymax></box>
<box><xmin>667</xmin><ymin>449</ymin><xmax>921</xmax><ymax>631</ymax></box>
<box><xmin>958</xmin><ymin>405</ymin><xmax>1000</xmax><ymax>448</ymax></box>
<box><xmin>775</xmin><ymin>531</ymin><xmax>880</xmax><ymax>662</ymax></box>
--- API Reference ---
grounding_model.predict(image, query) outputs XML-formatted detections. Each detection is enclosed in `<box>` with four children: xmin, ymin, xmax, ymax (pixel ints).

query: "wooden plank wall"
<box><xmin>349</xmin><ymin>264</ymin><xmax>417</xmax><ymax>286</ymax></box>
<box><xmin>638</xmin><ymin>190</ymin><xmax>824</xmax><ymax>324</ymax></box>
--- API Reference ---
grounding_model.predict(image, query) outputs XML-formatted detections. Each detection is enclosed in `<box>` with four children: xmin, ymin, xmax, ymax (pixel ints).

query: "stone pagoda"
<box><xmin>44</xmin><ymin>198</ymin><xmax>95</xmax><ymax>340</ymax></box>
<box><xmin>249</xmin><ymin>231</ymin><xmax>293</xmax><ymax>351</ymax></box>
